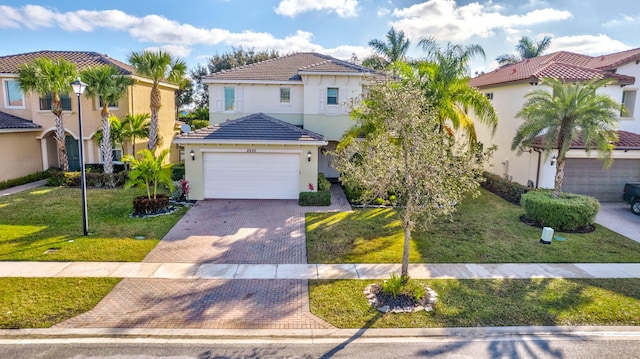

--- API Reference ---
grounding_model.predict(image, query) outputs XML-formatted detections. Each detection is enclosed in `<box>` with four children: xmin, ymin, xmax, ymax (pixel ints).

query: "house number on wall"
<box><xmin>246</xmin><ymin>148</ymin><xmax>257</xmax><ymax>153</ymax></box>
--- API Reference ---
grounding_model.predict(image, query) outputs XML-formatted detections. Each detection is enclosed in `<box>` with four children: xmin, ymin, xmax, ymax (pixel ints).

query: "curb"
<box><xmin>1</xmin><ymin>326</ymin><xmax>639</xmax><ymax>341</ymax></box>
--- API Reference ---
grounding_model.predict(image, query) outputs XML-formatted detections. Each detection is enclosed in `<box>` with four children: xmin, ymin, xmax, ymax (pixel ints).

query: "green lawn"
<box><xmin>0</xmin><ymin>277</ymin><xmax>120</xmax><ymax>328</ymax></box>
<box><xmin>306</xmin><ymin>189</ymin><xmax>640</xmax><ymax>263</ymax></box>
<box><xmin>0</xmin><ymin>186</ymin><xmax>188</xmax><ymax>261</ymax></box>
<box><xmin>309</xmin><ymin>278</ymin><xmax>640</xmax><ymax>328</ymax></box>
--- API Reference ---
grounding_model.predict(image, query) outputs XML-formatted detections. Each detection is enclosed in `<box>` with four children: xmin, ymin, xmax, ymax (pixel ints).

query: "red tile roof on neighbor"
<box><xmin>532</xmin><ymin>130</ymin><xmax>640</xmax><ymax>150</ymax></box>
<box><xmin>469</xmin><ymin>48</ymin><xmax>640</xmax><ymax>88</ymax></box>
<box><xmin>174</xmin><ymin>113</ymin><xmax>326</xmax><ymax>143</ymax></box>
<box><xmin>205</xmin><ymin>52</ymin><xmax>378</xmax><ymax>82</ymax></box>
<box><xmin>0</xmin><ymin>51</ymin><xmax>137</xmax><ymax>75</ymax></box>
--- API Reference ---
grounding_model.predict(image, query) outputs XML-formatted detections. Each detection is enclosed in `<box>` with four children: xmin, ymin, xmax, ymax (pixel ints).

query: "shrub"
<box><xmin>481</xmin><ymin>171</ymin><xmax>529</xmax><ymax>205</ymax></box>
<box><xmin>298</xmin><ymin>191</ymin><xmax>331</xmax><ymax>206</ymax></box>
<box><xmin>171</xmin><ymin>162</ymin><xmax>185</xmax><ymax>181</ymax></box>
<box><xmin>190</xmin><ymin>119</ymin><xmax>209</xmax><ymax>130</ymax></box>
<box><xmin>381</xmin><ymin>273</ymin><xmax>404</xmax><ymax>298</ymax></box>
<box><xmin>318</xmin><ymin>173</ymin><xmax>332</xmax><ymax>192</ymax></box>
<box><xmin>132</xmin><ymin>194</ymin><xmax>171</xmax><ymax>216</ymax></box>
<box><xmin>520</xmin><ymin>190</ymin><xmax>600</xmax><ymax>231</ymax></box>
<box><xmin>343</xmin><ymin>183</ymin><xmax>366</xmax><ymax>204</ymax></box>
<box><xmin>0</xmin><ymin>171</ymin><xmax>49</xmax><ymax>191</ymax></box>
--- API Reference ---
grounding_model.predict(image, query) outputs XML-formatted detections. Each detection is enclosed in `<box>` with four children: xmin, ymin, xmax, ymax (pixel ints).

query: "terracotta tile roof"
<box><xmin>0</xmin><ymin>51</ymin><xmax>136</xmax><ymax>75</ymax></box>
<box><xmin>532</xmin><ymin>130</ymin><xmax>640</xmax><ymax>150</ymax></box>
<box><xmin>205</xmin><ymin>52</ymin><xmax>377</xmax><ymax>82</ymax></box>
<box><xmin>470</xmin><ymin>49</ymin><xmax>637</xmax><ymax>88</ymax></box>
<box><xmin>0</xmin><ymin>111</ymin><xmax>41</xmax><ymax>130</ymax></box>
<box><xmin>174</xmin><ymin>113</ymin><xmax>326</xmax><ymax>142</ymax></box>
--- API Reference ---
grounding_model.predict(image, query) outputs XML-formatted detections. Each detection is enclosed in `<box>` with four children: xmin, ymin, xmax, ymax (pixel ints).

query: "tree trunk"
<box><xmin>147</xmin><ymin>84</ymin><xmax>161</xmax><ymax>151</ymax></box>
<box><xmin>553</xmin><ymin>157</ymin><xmax>565</xmax><ymax>199</ymax></box>
<box><xmin>401</xmin><ymin>209</ymin><xmax>411</xmax><ymax>279</ymax></box>
<box><xmin>54</xmin><ymin>114</ymin><xmax>69</xmax><ymax>172</ymax></box>
<box><xmin>100</xmin><ymin>106</ymin><xmax>113</xmax><ymax>176</ymax></box>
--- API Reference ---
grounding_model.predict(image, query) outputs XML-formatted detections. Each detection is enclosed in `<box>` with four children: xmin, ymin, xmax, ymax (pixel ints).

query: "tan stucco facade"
<box><xmin>182</xmin><ymin>143</ymin><xmax>321</xmax><ymax>200</ymax></box>
<box><xmin>0</xmin><ymin>130</ymin><xmax>42</xmax><ymax>182</ymax></box>
<box><xmin>0</xmin><ymin>74</ymin><xmax>178</xmax><ymax>181</ymax></box>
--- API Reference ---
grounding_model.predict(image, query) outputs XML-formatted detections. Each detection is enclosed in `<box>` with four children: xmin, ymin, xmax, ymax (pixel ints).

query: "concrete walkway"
<box><xmin>1</xmin><ymin>261</ymin><xmax>638</xmax><ymax>279</ymax></box>
<box><xmin>0</xmin><ymin>180</ymin><xmax>47</xmax><ymax>197</ymax></box>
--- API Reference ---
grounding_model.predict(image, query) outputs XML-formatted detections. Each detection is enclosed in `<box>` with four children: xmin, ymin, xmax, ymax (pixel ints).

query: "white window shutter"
<box><xmin>215</xmin><ymin>87</ymin><xmax>223</xmax><ymax>112</ymax></box>
<box><xmin>319</xmin><ymin>88</ymin><xmax>326</xmax><ymax>113</ymax></box>
<box><xmin>236</xmin><ymin>87</ymin><xmax>244</xmax><ymax>112</ymax></box>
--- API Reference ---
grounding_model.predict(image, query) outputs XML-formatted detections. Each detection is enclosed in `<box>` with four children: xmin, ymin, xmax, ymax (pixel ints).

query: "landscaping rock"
<box><xmin>378</xmin><ymin>305</ymin><xmax>390</xmax><ymax>313</ymax></box>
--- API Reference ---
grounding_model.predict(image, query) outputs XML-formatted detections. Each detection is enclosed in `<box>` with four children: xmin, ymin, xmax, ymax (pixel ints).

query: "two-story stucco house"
<box><xmin>470</xmin><ymin>48</ymin><xmax>640</xmax><ymax>201</ymax></box>
<box><xmin>0</xmin><ymin>51</ymin><xmax>179</xmax><ymax>182</ymax></box>
<box><xmin>175</xmin><ymin>52</ymin><xmax>377</xmax><ymax>200</ymax></box>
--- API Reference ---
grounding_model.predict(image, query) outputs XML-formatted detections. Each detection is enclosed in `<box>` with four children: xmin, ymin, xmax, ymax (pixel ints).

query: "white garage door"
<box><xmin>563</xmin><ymin>158</ymin><xmax>640</xmax><ymax>201</ymax></box>
<box><xmin>203</xmin><ymin>152</ymin><xmax>300</xmax><ymax>199</ymax></box>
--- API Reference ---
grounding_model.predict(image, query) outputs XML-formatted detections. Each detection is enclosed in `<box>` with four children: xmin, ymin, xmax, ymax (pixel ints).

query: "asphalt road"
<box><xmin>1</xmin><ymin>335</ymin><xmax>639</xmax><ymax>358</ymax></box>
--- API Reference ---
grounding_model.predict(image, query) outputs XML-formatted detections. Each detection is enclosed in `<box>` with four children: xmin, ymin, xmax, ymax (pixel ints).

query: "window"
<box><xmin>327</xmin><ymin>88</ymin><xmax>339</xmax><ymax>105</ymax></box>
<box><xmin>99</xmin><ymin>96</ymin><xmax>118</xmax><ymax>109</ymax></box>
<box><xmin>280</xmin><ymin>87</ymin><xmax>290</xmax><ymax>103</ymax></box>
<box><xmin>112</xmin><ymin>145</ymin><xmax>123</xmax><ymax>162</ymax></box>
<box><xmin>622</xmin><ymin>90</ymin><xmax>636</xmax><ymax>117</ymax></box>
<box><xmin>224</xmin><ymin>87</ymin><xmax>235</xmax><ymax>111</ymax></box>
<box><xmin>4</xmin><ymin>80</ymin><xmax>24</xmax><ymax>108</ymax></box>
<box><xmin>485</xmin><ymin>92</ymin><xmax>494</xmax><ymax>101</ymax></box>
<box><xmin>39</xmin><ymin>93</ymin><xmax>72</xmax><ymax>111</ymax></box>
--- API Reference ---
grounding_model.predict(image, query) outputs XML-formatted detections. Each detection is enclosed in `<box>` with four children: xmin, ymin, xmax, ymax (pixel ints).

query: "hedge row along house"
<box><xmin>0</xmin><ymin>51</ymin><xmax>179</xmax><ymax>182</ymax></box>
<box><xmin>470</xmin><ymin>48</ymin><xmax>640</xmax><ymax>201</ymax></box>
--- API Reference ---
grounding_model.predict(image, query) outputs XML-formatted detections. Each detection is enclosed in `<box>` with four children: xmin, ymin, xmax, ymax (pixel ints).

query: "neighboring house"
<box><xmin>175</xmin><ymin>52</ymin><xmax>377</xmax><ymax>200</ymax></box>
<box><xmin>0</xmin><ymin>51</ymin><xmax>179</xmax><ymax>182</ymax></box>
<box><xmin>470</xmin><ymin>48</ymin><xmax>640</xmax><ymax>201</ymax></box>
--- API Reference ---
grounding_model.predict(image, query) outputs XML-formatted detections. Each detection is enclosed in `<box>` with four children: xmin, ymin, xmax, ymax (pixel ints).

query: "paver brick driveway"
<box><xmin>56</xmin><ymin>186</ymin><xmax>350</xmax><ymax>329</ymax></box>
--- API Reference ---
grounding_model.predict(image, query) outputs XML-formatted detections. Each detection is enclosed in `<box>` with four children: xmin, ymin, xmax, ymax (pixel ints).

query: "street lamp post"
<box><xmin>71</xmin><ymin>77</ymin><xmax>88</xmax><ymax>236</ymax></box>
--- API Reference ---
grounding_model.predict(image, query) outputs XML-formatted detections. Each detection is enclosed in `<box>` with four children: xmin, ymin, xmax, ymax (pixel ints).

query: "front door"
<box><xmin>65</xmin><ymin>135</ymin><xmax>80</xmax><ymax>172</ymax></box>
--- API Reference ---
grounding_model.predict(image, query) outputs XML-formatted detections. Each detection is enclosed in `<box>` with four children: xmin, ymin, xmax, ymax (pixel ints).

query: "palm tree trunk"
<box><xmin>553</xmin><ymin>157</ymin><xmax>565</xmax><ymax>198</ymax></box>
<box><xmin>147</xmin><ymin>84</ymin><xmax>161</xmax><ymax>151</ymax></box>
<box><xmin>100</xmin><ymin>107</ymin><xmax>114</xmax><ymax>176</ymax></box>
<box><xmin>54</xmin><ymin>114</ymin><xmax>69</xmax><ymax>172</ymax></box>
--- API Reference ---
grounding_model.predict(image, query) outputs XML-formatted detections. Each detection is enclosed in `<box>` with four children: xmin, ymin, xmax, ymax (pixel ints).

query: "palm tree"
<box><xmin>121</xmin><ymin>113</ymin><xmax>151</xmax><ymax>155</ymax></box>
<box><xmin>122</xmin><ymin>149</ymin><xmax>173</xmax><ymax>200</ymax></box>
<box><xmin>362</xmin><ymin>27</ymin><xmax>411</xmax><ymax>69</ymax></box>
<box><xmin>511</xmin><ymin>78</ymin><xmax>621</xmax><ymax>198</ymax></box>
<box><xmin>128</xmin><ymin>50</ymin><xmax>186</xmax><ymax>151</ymax></box>
<box><xmin>17</xmin><ymin>58</ymin><xmax>77</xmax><ymax>171</ymax></box>
<box><xmin>496</xmin><ymin>36</ymin><xmax>552</xmax><ymax>67</ymax></box>
<box><xmin>412</xmin><ymin>38</ymin><xmax>497</xmax><ymax>143</ymax></box>
<box><xmin>81</xmin><ymin>65</ymin><xmax>134</xmax><ymax>175</ymax></box>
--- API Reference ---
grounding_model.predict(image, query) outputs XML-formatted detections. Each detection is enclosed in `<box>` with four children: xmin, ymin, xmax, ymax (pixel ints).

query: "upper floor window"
<box><xmin>4</xmin><ymin>80</ymin><xmax>24</xmax><ymax>108</ymax></box>
<box><xmin>485</xmin><ymin>92</ymin><xmax>494</xmax><ymax>101</ymax></box>
<box><xmin>98</xmin><ymin>96</ymin><xmax>118</xmax><ymax>109</ymax></box>
<box><xmin>327</xmin><ymin>88</ymin><xmax>339</xmax><ymax>105</ymax></box>
<box><xmin>622</xmin><ymin>90</ymin><xmax>636</xmax><ymax>117</ymax></box>
<box><xmin>39</xmin><ymin>93</ymin><xmax>72</xmax><ymax>111</ymax></box>
<box><xmin>224</xmin><ymin>87</ymin><xmax>235</xmax><ymax>111</ymax></box>
<box><xmin>280</xmin><ymin>87</ymin><xmax>290</xmax><ymax>103</ymax></box>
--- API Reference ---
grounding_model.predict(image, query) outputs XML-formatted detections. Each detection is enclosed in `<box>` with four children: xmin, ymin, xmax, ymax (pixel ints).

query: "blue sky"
<box><xmin>1</xmin><ymin>0</ymin><xmax>640</xmax><ymax>75</ymax></box>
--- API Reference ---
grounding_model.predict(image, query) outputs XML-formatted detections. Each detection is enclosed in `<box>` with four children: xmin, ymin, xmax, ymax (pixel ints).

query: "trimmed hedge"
<box><xmin>520</xmin><ymin>190</ymin><xmax>600</xmax><ymax>231</ymax></box>
<box><xmin>481</xmin><ymin>171</ymin><xmax>529</xmax><ymax>205</ymax></box>
<box><xmin>171</xmin><ymin>163</ymin><xmax>185</xmax><ymax>181</ymax></box>
<box><xmin>0</xmin><ymin>171</ymin><xmax>49</xmax><ymax>191</ymax></box>
<box><xmin>299</xmin><ymin>191</ymin><xmax>331</xmax><ymax>206</ymax></box>
<box><xmin>318</xmin><ymin>173</ymin><xmax>331</xmax><ymax>192</ymax></box>
<box><xmin>47</xmin><ymin>169</ymin><xmax>128</xmax><ymax>188</ymax></box>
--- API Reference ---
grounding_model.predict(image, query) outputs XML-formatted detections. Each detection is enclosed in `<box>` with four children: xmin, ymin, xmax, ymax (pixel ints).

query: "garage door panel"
<box><xmin>563</xmin><ymin>159</ymin><xmax>640</xmax><ymax>201</ymax></box>
<box><xmin>203</xmin><ymin>152</ymin><xmax>300</xmax><ymax>199</ymax></box>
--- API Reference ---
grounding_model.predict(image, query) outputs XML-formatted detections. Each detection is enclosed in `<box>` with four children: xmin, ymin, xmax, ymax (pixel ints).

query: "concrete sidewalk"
<box><xmin>0</xmin><ymin>180</ymin><xmax>47</xmax><ymax>197</ymax></box>
<box><xmin>1</xmin><ymin>261</ymin><xmax>638</xmax><ymax>279</ymax></box>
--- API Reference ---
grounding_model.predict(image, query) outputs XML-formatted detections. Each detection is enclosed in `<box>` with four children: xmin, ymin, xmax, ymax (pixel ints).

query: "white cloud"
<box><xmin>0</xmin><ymin>5</ymin><xmax>23</xmax><ymax>28</ymax></box>
<box><xmin>390</xmin><ymin>0</ymin><xmax>572</xmax><ymax>42</ymax></box>
<box><xmin>144</xmin><ymin>44</ymin><xmax>193</xmax><ymax>59</ymax></box>
<box><xmin>547</xmin><ymin>34</ymin><xmax>629</xmax><ymax>55</ymax></box>
<box><xmin>275</xmin><ymin>0</ymin><xmax>359</xmax><ymax>18</ymax></box>
<box><xmin>603</xmin><ymin>14</ymin><xmax>639</xmax><ymax>28</ymax></box>
<box><xmin>377</xmin><ymin>8</ymin><xmax>391</xmax><ymax>17</ymax></box>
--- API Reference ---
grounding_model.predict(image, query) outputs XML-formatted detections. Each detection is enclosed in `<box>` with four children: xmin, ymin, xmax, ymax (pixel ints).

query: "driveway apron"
<box><xmin>55</xmin><ymin>185</ymin><xmax>350</xmax><ymax>329</ymax></box>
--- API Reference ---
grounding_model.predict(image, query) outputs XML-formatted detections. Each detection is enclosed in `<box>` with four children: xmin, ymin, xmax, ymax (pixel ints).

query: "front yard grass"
<box><xmin>309</xmin><ymin>278</ymin><xmax>640</xmax><ymax>328</ymax></box>
<box><xmin>306</xmin><ymin>188</ymin><xmax>640</xmax><ymax>263</ymax></box>
<box><xmin>0</xmin><ymin>277</ymin><xmax>120</xmax><ymax>328</ymax></box>
<box><xmin>0</xmin><ymin>186</ymin><xmax>188</xmax><ymax>261</ymax></box>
